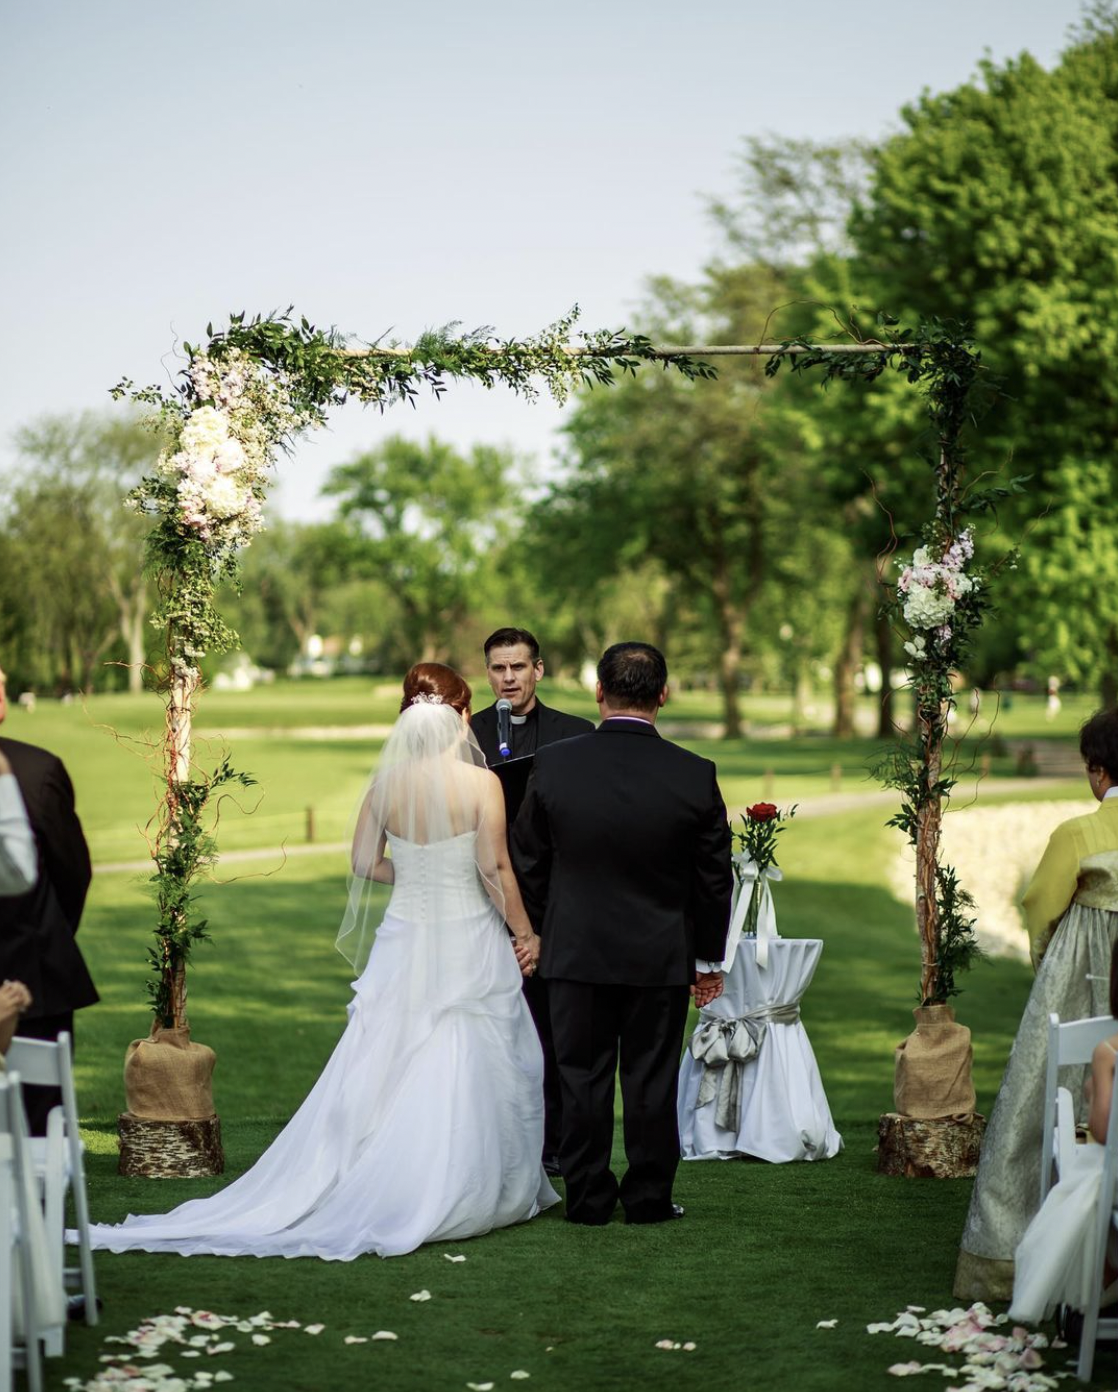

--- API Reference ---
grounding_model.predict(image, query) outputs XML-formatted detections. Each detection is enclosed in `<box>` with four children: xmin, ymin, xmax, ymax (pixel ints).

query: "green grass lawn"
<box><xmin>4</xmin><ymin>682</ymin><xmax>1098</xmax><ymax>1389</ymax></box>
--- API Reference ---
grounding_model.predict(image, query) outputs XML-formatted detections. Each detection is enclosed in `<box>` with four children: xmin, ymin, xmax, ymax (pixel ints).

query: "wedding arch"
<box><xmin>112</xmin><ymin>308</ymin><xmax>1000</xmax><ymax>1173</ymax></box>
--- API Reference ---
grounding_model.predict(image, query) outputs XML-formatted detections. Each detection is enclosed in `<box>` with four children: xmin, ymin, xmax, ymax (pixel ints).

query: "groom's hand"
<box><xmin>692</xmin><ymin>971</ymin><xmax>723</xmax><ymax>1008</ymax></box>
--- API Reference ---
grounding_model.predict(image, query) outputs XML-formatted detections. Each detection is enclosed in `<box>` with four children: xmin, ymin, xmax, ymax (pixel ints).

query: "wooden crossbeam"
<box><xmin>343</xmin><ymin>341</ymin><xmax>914</xmax><ymax>359</ymax></box>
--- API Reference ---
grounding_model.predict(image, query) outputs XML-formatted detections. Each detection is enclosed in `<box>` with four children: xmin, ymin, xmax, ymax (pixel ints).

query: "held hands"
<box><xmin>692</xmin><ymin>970</ymin><xmax>724</xmax><ymax>1009</ymax></box>
<box><xmin>513</xmin><ymin>932</ymin><xmax>542</xmax><ymax>978</ymax></box>
<box><xmin>0</xmin><ymin>978</ymin><xmax>32</xmax><ymax>1028</ymax></box>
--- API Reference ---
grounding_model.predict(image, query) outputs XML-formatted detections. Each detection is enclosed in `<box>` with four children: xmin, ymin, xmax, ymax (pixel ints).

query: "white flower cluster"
<box><xmin>898</xmin><ymin>529</ymin><xmax>977</xmax><ymax>659</ymax></box>
<box><xmin>159</xmin><ymin>402</ymin><xmax>264</xmax><ymax>548</ymax></box>
<box><xmin>159</xmin><ymin>349</ymin><xmax>320</xmax><ymax>553</ymax></box>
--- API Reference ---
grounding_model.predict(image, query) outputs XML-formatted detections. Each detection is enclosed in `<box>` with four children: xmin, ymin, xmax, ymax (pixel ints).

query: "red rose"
<box><xmin>746</xmin><ymin>803</ymin><xmax>779</xmax><ymax>821</ymax></box>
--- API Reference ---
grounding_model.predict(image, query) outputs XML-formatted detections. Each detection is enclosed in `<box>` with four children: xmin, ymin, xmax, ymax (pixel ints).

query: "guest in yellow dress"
<box><xmin>954</xmin><ymin>707</ymin><xmax>1118</xmax><ymax>1302</ymax></box>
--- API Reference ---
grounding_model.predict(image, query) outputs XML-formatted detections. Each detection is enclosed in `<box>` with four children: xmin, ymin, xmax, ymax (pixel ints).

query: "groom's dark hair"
<box><xmin>597</xmin><ymin>642</ymin><xmax>667</xmax><ymax>710</ymax></box>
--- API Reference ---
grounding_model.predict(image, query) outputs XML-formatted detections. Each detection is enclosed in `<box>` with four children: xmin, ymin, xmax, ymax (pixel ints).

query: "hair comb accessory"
<box><xmin>409</xmin><ymin>692</ymin><xmax>444</xmax><ymax>706</ymax></box>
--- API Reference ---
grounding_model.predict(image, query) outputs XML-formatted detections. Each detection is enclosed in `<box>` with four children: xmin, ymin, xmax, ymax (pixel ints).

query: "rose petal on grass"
<box><xmin>887</xmin><ymin>1362</ymin><xmax>924</xmax><ymax>1377</ymax></box>
<box><xmin>817</xmin><ymin>1320</ymin><xmax>838</xmax><ymax>1329</ymax></box>
<box><xmin>371</xmin><ymin>1331</ymin><xmax>399</xmax><ymax>1341</ymax></box>
<box><xmin>207</xmin><ymin>1341</ymin><xmax>236</xmax><ymax>1355</ymax></box>
<box><xmin>510</xmin><ymin>1374</ymin><xmax>530</xmax><ymax>1381</ymax></box>
<box><xmin>682</xmin><ymin>1342</ymin><xmax>697</xmax><ymax>1351</ymax></box>
<box><xmin>214</xmin><ymin>1376</ymin><xmax>234</xmax><ymax>1385</ymax></box>
<box><xmin>251</xmin><ymin>1334</ymin><xmax>271</xmax><ymax>1346</ymax></box>
<box><xmin>444</xmin><ymin>1254</ymin><xmax>467</xmax><ymax>1262</ymax></box>
<box><xmin>344</xmin><ymin>1336</ymin><xmax>368</xmax><ymax>1345</ymax></box>
<box><xmin>180</xmin><ymin>1351</ymin><xmax>201</xmax><ymax>1359</ymax></box>
<box><xmin>410</xmin><ymin>1290</ymin><xmax>432</xmax><ymax>1303</ymax></box>
<box><xmin>304</xmin><ymin>1324</ymin><xmax>325</xmax><ymax>1335</ymax></box>
<box><xmin>466</xmin><ymin>1384</ymin><xmax>495</xmax><ymax>1391</ymax></box>
<box><xmin>654</xmin><ymin>1340</ymin><xmax>675</xmax><ymax>1350</ymax></box>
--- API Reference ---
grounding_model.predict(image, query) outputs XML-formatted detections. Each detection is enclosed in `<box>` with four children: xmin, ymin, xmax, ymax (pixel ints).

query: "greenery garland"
<box><xmin>112</xmin><ymin>308</ymin><xmax>715</xmax><ymax>1028</ymax></box>
<box><xmin>115</xmin><ymin>305</ymin><xmax>1006</xmax><ymax>1022</ymax></box>
<box><xmin>768</xmin><ymin>317</ymin><xmax>1022</xmax><ymax>1004</ymax></box>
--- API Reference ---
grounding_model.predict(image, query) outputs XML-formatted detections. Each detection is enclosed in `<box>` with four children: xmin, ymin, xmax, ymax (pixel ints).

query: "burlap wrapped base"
<box><xmin>876</xmin><ymin>1111</ymin><xmax>986</xmax><ymax>1178</ymax></box>
<box><xmin>894</xmin><ymin>1004</ymin><xmax>977</xmax><ymax>1118</ymax></box>
<box><xmin>120</xmin><ymin>1023</ymin><xmax>224</xmax><ymax>1176</ymax></box>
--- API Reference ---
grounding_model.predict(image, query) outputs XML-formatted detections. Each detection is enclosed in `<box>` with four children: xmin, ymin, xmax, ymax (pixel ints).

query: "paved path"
<box><xmin>92</xmin><ymin>776</ymin><xmax>1079</xmax><ymax>874</ymax></box>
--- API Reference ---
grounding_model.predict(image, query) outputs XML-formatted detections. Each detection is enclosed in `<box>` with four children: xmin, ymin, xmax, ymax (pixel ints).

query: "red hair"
<box><xmin>400</xmin><ymin>663</ymin><xmax>472</xmax><ymax>714</ymax></box>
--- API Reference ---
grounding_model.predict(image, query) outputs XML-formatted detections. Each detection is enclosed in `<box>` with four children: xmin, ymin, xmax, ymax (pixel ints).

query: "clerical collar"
<box><xmin>510</xmin><ymin>714</ymin><xmax>528</xmax><ymax>726</ymax></box>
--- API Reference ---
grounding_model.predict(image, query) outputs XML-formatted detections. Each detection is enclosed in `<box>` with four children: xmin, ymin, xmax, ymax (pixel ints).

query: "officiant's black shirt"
<box><xmin>509</xmin><ymin>706</ymin><xmax>539</xmax><ymax>758</ymax></box>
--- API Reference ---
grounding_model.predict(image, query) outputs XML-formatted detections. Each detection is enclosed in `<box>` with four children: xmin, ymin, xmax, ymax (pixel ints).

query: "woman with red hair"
<box><xmin>81</xmin><ymin>663</ymin><xmax>558</xmax><ymax>1261</ymax></box>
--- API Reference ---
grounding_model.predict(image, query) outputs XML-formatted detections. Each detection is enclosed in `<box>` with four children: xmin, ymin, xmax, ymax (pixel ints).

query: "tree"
<box><xmin>221</xmin><ymin>518</ymin><xmax>388</xmax><ymax>671</ymax></box>
<box><xmin>539</xmin><ymin>266</ymin><xmax>855</xmax><ymax>737</ymax></box>
<box><xmin>849</xmin><ymin>18</ymin><xmax>1118</xmax><ymax>699</ymax></box>
<box><xmin>2</xmin><ymin>411</ymin><xmax>159</xmax><ymax>692</ymax></box>
<box><xmin>323</xmin><ymin>436</ymin><xmax>523</xmax><ymax>668</ymax></box>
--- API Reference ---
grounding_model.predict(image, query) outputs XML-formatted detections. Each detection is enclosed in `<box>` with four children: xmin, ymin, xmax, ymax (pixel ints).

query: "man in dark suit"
<box><xmin>0</xmin><ymin>662</ymin><xmax>98</xmax><ymax>1132</ymax></box>
<box><xmin>471</xmin><ymin>627</ymin><xmax>593</xmax><ymax>1175</ymax></box>
<box><xmin>511</xmin><ymin>641</ymin><xmax>732</xmax><ymax>1225</ymax></box>
<box><xmin>471</xmin><ymin>627</ymin><xmax>593</xmax><ymax>766</ymax></box>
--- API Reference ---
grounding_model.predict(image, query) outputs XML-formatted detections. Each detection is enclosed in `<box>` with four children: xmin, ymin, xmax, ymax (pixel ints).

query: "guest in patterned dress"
<box><xmin>954</xmin><ymin>707</ymin><xmax>1118</xmax><ymax>1301</ymax></box>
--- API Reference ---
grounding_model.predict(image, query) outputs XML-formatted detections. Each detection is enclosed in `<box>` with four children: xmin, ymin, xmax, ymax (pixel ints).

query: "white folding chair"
<box><xmin>1075</xmin><ymin>1059</ymin><xmax>1118</xmax><ymax>1380</ymax></box>
<box><xmin>6</xmin><ymin>1034</ymin><xmax>97</xmax><ymax>1350</ymax></box>
<box><xmin>1040</xmin><ymin>1013</ymin><xmax>1118</xmax><ymax>1203</ymax></box>
<box><xmin>1</xmin><ymin>1072</ymin><xmax>46</xmax><ymax>1392</ymax></box>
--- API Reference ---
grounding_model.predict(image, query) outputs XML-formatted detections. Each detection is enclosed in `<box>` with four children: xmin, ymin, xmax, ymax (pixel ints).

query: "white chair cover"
<box><xmin>678</xmin><ymin>938</ymin><xmax>842</xmax><ymax>1163</ymax></box>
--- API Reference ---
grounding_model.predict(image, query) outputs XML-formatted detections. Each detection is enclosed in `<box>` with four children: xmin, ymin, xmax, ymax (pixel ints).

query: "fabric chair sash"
<box><xmin>690</xmin><ymin>1002</ymin><xmax>801</xmax><ymax>1131</ymax></box>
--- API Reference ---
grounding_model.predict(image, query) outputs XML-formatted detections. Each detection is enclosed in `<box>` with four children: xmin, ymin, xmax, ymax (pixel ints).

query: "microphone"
<box><xmin>496</xmin><ymin>699</ymin><xmax>512</xmax><ymax>759</ymax></box>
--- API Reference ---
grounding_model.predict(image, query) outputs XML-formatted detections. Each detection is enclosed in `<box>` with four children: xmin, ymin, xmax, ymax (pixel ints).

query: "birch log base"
<box><xmin>876</xmin><ymin>1112</ymin><xmax>986</xmax><ymax>1178</ymax></box>
<box><xmin>118</xmin><ymin>1113</ymin><xmax>225</xmax><ymax>1178</ymax></box>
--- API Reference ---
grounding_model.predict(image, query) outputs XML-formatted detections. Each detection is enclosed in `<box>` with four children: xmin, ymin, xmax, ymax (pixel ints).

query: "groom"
<box><xmin>511</xmin><ymin>642</ymin><xmax>732</xmax><ymax>1225</ymax></box>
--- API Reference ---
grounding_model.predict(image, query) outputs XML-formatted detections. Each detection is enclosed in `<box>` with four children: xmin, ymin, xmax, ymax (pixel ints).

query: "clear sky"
<box><xmin>0</xmin><ymin>0</ymin><xmax>1087</xmax><ymax>520</ymax></box>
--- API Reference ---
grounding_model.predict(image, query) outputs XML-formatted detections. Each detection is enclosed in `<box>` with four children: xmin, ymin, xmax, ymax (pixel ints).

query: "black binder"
<box><xmin>491</xmin><ymin>754</ymin><xmax>534</xmax><ymax>824</ymax></box>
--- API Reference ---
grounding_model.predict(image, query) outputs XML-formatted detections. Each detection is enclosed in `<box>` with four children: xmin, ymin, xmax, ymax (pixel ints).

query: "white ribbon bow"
<box><xmin>722</xmin><ymin>853</ymin><xmax>782</xmax><ymax>972</ymax></box>
<box><xmin>689</xmin><ymin>1000</ymin><xmax>802</xmax><ymax>1131</ymax></box>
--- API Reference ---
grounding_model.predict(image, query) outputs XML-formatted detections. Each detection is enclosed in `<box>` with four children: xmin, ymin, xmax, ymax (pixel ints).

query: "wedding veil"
<box><xmin>335</xmin><ymin>696</ymin><xmax>506</xmax><ymax>973</ymax></box>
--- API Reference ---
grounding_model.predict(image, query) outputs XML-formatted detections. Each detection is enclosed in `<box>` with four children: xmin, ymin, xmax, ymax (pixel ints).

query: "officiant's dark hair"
<box><xmin>1081</xmin><ymin>708</ymin><xmax>1118</xmax><ymax>782</ymax></box>
<box><xmin>484</xmin><ymin>628</ymin><xmax>540</xmax><ymax>662</ymax></box>
<box><xmin>598</xmin><ymin>642</ymin><xmax>667</xmax><ymax>710</ymax></box>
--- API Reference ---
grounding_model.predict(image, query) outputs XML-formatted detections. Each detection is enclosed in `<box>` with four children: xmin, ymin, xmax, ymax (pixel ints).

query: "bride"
<box><xmin>80</xmin><ymin>663</ymin><xmax>559</xmax><ymax>1260</ymax></box>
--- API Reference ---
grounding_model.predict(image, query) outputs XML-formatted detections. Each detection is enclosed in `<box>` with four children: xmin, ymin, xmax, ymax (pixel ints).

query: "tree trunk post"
<box><xmin>163</xmin><ymin>657</ymin><xmax>198</xmax><ymax>1029</ymax></box>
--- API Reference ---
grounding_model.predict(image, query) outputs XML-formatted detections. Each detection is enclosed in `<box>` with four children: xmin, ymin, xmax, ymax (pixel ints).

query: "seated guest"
<box><xmin>0</xmin><ymin>747</ymin><xmax>37</xmax><ymax>895</ymax></box>
<box><xmin>955</xmin><ymin>707</ymin><xmax>1118</xmax><ymax>1301</ymax></box>
<box><xmin>1010</xmin><ymin>939</ymin><xmax>1118</xmax><ymax>1324</ymax></box>
<box><xmin>0</xmin><ymin>660</ymin><xmax>99</xmax><ymax>1133</ymax></box>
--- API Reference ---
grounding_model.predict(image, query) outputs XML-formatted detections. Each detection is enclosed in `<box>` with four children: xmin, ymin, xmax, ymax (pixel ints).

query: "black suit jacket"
<box><xmin>510</xmin><ymin>718</ymin><xmax>733</xmax><ymax>987</ymax></box>
<box><xmin>471</xmin><ymin>696</ymin><xmax>593</xmax><ymax>768</ymax></box>
<box><xmin>0</xmin><ymin>736</ymin><xmax>98</xmax><ymax>1019</ymax></box>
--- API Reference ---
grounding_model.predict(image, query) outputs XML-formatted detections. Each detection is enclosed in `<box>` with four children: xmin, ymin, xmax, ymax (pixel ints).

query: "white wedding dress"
<box><xmin>80</xmin><ymin>829</ymin><xmax>559</xmax><ymax>1260</ymax></box>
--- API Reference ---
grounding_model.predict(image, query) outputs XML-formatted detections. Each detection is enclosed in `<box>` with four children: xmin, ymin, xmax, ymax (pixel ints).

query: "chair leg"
<box><xmin>69</xmin><ymin>1158</ymin><xmax>98</xmax><ymax>1325</ymax></box>
<box><xmin>0</xmin><ymin>1170</ymin><xmax>13</xmax><ymax>1392</ymax></box>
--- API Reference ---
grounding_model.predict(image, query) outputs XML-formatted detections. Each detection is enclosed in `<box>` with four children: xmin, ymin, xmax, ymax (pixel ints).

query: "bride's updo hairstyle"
<box><xmin>399</xmin><ymin>663</ymin><xmax>472</xmax><ymax>715</ymax></box>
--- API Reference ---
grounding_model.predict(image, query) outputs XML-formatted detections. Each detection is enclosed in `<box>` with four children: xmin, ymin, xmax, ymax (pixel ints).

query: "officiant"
<box><xmin>472</xmin><ymin>627</ymin><xmax>592</xmax><ymax>1175</ymax></box>
<box><xmin>471</xmin><ymin>627</ymin><xmax>593</xmax><ymax>767</ymax></box>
